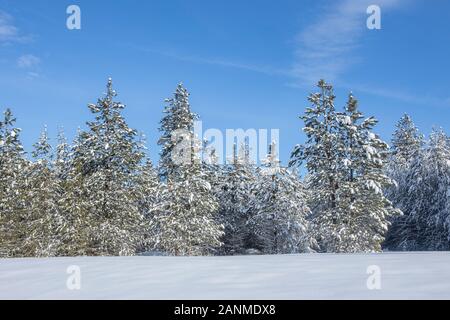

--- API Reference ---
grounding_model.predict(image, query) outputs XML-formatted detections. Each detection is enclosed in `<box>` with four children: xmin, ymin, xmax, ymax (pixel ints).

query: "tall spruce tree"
<box><xmin>333</xmin><ymin>94</ymin><xmax>400</xmax><ymax>252</ymax></box>
<box><xmin>248</xmin><ymin>142</ymin><xmax>311</xmax><ymax>254</ymax></box>
<box><xmin>291</xmin><ymin>81</ymin><xmax>399</xmax><ymax>252</ymax></box>
<box><xmin>158</xmin><ymin>83</ymin><xmax>199</xmax><ymax>181</ymax></box>
<box><xmin>151</xmin><ymin>84</ymin><xmax>224</xmax><ymax>255</ymax></box>
<box><xmin>136</xmin><ymin>159</ymin><xmax>161</xmax><ymax>252</ymax></box>
<box><xmin>384</xmin><ymin>115</ymin><xmax>424</xmax><ymax>250</ymax></box>
<box><xmin>290</xmin><ymin>79</ymin><xmax>341</xmax><ymax>222</ymax></box>
<box><xmin>0</xmin><ymin>109</ymin><xmax>29</xmax><ymax>257</ymax></box>
<box><xmin>390</xmin><ymin>114</ymin><xmax>424</xmax><ymax>167</ymax></box>
<box><xmin>214</xmin><ymin>142</ymin><xmax>258</xmax><ymax>255</ymax></box>
<box><xmin>150</xmin><ymin>164</ymin><xmax>224</xmax><ymax>256</ymax></box>
<box><xmin>54</xmin><ymin>127</ymin><xmax>71</xmax><ymax>180</ymax></box>
<box><xmin>422</xmin><ymin>129</ymin><xmax>449</xmax><ymax>249</ymax></box>
<box><xmin>24</xmin><ymin>127</ymin><xmax>62</xmax><ymax>256</ymax></box>
<box><xmin>399</xmin><ymin>129</ymin><xmax>450</xmax><ymax>250</ymax></box>
<box><xmin>59</xmin><ymin>79</ymin><xmax>148</xmax><ymax>256</ymax></box>
<box><xmin>290</xmin><ymin>80</ymin><xmax>342</xmax><ymax>252</ymax></box>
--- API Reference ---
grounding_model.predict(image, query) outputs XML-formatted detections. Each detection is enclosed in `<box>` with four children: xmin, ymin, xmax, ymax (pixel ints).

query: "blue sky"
<box><xmin>0</xmin><ymin>0</ymin><xmax>449</xmax><ymax>164</ymax></box>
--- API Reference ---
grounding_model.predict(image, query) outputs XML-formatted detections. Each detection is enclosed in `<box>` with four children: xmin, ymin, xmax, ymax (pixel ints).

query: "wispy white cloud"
<box><xmin>292</xmin><ymin>0</ymin><xmax>403</xmax><ymax>85</ymax></box>
<box><xmin>24</xmin><ymin>71</ymin><xmax>40</xmax><ymax>80</ymax></box>
<box><xmin>127</xmin><ymin>44</ymin><xmax>290</xmax><ymax>77</ymax></box>
<box><xmin>17</xmin><ymin>54</ymin><xmax>41</xmax><ymax>68</ymax></box>
<box><xmin>288</xmin><ymin>0</ymin><xmax>450</xmax><ymax>108</ymax></box>
<box><xmin>16</xmin><ymin>54</ymin><xmax>42</xmax><ymax>80</ymax></box>
<box><xmin>180</xmin><ymin>55</ymin><xmax>289</xmax><ymax>77</ymax></box>
<box><xmin>129</xmin><ymin>2</ymin><xmax>404</xmax><ymax>86</ymax></box>
<box><xmin>0</xmin><ymin>11</ymin><xmax>40</xmax><ymax>79</ymax></box>
<box><xmin>0</xmin><ymin>11</ymin><xmax>18</xmax><ymax>41</ymax></box>
<box><xmin>345</xmin><ymin>81</ymin><xmax>450</xmax><ymax>108</ymax></box>
<box><xmin>0</xmin><ymin>11</ymin><xmax>30</xmax><ymax>43</ymax></box>
<box><xmin>125</xmin><ymin>1</ymin><xmax>449</xmax><ymax>109</ymax></box>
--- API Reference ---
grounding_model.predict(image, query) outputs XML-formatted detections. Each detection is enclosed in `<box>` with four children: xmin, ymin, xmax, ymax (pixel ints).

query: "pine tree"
<box><xmin>385</xmin><ymin>127</ymin><xmax>449</xmax><ymax>251</ymax></box>
<box><xmin>59</xmin><ymin>79</ymin><xmax>148</xmax><ymax>256</ymax></box>
<box><xmin>54</xmin><ymin>127</ymin><xmax>71</xmax><ymax>180</ymax></box>
<box><xmin>201</xmin><ymin>143</ymin><xmax>234</xmax><ymax>253</ymax></box>
<box><xmin>150</xmin><ymin>167</ymin><xmax>224</xmax><ymax>256</ymax></box>
<box><xmin>290</xmin><ymin>79</ymin><xmax>341</xmax><ymax>221</ymax></box>
<box><xmin>290</xmin><ymin>82</ymin><xmax>399</xmax><ymax>252</ymax></box>
<box><xmin>248</xmin><ymin>142</ymin><xmax>311</xmax><ymax>254</ymax></box>
<box><xmin>136</xmin><ymin>158</ymin><xmax>161</xmax><ymax>252</ymax></box>
<box><xmin>158</xmin><ymin>83</ymin><xmax>199</xmax><ymax>181</ymax></box>
<box><xmin>421</xmin><ymin>129</ymin><xmax>449</xmax><ymax>249</ymax></box>
<box><xmin>290</xmin><ymin>80</ymin><xmax>343</xmax><ymax>252</ymax></box>
<box><xmin>390</xmin><ymin>114</ymin><xmax>424</xmax><ymax>167</ymax></box>
<box><xmin>151</xmin><ymin>84</ymin><xmax>224</xmax><ymax>255</ymax></box>
<box><xmin>0</xmin><ymin>109</ymin><xmax>29</xmax><ymax>257</ymax></box>
<box><xmin>137</xmin><ymin>159</ymin><xmax>160</xmax><ymax>218</ymax></box>
<box><xmin>401</xmin><ymin>129</ymin><xmax>450</xmax><ymax>250</ymax></box>
<box><xmin>213</xmin><ymin>142</ymin><xmax>258</xmax><ymax>255</ymax></box>
<box><xmin>332</xmin><ymin>94</ymin><xmax>400</xmax><ymax>252</ymax></box>
<box><xmin>384</xmin><ymin>115</ymin><xmax>423</xmax><ymax>250</ymax></box>
<box><xmin>24</xmin><ymin>126</ymin><xmax>62</xmax><ymax>256</ymax></box>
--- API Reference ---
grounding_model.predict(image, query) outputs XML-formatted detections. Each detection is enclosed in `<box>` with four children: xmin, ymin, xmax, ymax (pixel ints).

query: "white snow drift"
<box><xmin>1</xmin><ymin>252</ymin><xmax>450</xmax><ymax>300</ymax></box>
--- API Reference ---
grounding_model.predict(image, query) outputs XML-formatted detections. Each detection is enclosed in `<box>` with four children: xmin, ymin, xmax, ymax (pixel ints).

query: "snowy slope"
<box><xmin>1</xmin><ymin>252</ymin><xmax>450</xmax><ymax>300</ymax></box>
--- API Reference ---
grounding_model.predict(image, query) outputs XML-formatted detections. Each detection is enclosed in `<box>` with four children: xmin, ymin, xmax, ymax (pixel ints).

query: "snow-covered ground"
<box><xmin>1</xmin><ymin>252</ymin><xmax>449</xmax><ymax>300</ymax></box>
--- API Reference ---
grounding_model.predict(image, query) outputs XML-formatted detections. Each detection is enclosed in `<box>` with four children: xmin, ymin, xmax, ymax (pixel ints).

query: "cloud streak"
<box><xmin>343</xmin><ymin>81</ymin><xmax>450</xmax><ymax>109</ymax></box>
<box><xmin>0</xmin><ymin>11</ymin><xmax>30</xmax><ymax>43</ymax></box>
<box><xmin>127</xmin><ymin>45</ymin><xmax>290</xmax><ymax>77</ymax></box>
<box><xmin>17</xmin><ymin>54</ymin><xmax>41</xmax><ymax>68</ymax></box>
<box><xmin>126</xmin><ymin>1</ymin><xmax>449</xmax><ymax>109</ymax></box>
<box><xmin>0</xmin><ymin>11</ymin><xmax>19</xmax><ymax>41</ymax></box>
<box><xmin>292</xmin><ymin>0</ymin><xmax>402</xmax><ymax>85</ymax></box>
<box><xmin>288</xmin><ymin>0</ymin><xmax>450</xmax><ymax>108</ymax></box>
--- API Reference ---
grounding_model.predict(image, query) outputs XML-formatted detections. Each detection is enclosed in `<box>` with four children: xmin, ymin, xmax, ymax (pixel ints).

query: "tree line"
<box><xmin>0</xmin><ymin>79</ymin><xmax>449</xmax><ymax>257</ymax></box>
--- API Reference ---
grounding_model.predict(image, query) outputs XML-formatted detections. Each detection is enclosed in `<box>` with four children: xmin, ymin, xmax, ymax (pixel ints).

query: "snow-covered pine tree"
<box><xmin>213</xmin><ymin>142</ymin><xmax>257</xmax><ymax>255</ymax></box>
<box><xmin>332</xmin><ymin>93</ymin><xmax>400</xmax><ymax>252</ymax></box>
<box><xmin>289</xmin><ymin>80</ymin><xmax>343</xmax><ymax>252</ymax></box>
<box><xmin>390</xmin><ymin>114</ymin><xmax>424</xmax><ymax>167</ymax></box>
<box><xmin>59</xmin><ymin>78</ymin><xmax>148</xmax><ymax>256</ymax></box>
<box><xmin>151</xmin><ymin>84</ymin><xmax>223</xmax><ymax>256</ymax></box>
<box><xmin>384</xmin><ymin>115</ymin><xmax>423</xmax><ymax>250</ymax></box>
<box><xmin>422</xmin><ymin>129</ymin><xmax>449</xmax><ymax>250</ymax></box>
<box><xmin>51</xmin><ymin>128</ymin><xmax>72</xmax><ymax>253</ymax></box>
<box><xmin>290</xmin><ymin>80</ymin><xmax>341</xmax><ymax>210</ymax></box>
<box><xmin>201</xmin><ymin>143</ymin><xmax>231</xmax><ymax>251</ymax></box>
<box><xmin>136</xmin><ymin>159</ymin><xmax>160</xmax><ymax>218</ymax></box>
<box><xmin>291</xmin><ymin>82</ymin><xmax>400</xmax><ymax>252</ymax></box>
<box><xmin>158</xmin><ymin>83</ymin><xmax>199</xmax><ymax>181</ymax></box>
<box><xmin>24</xmin><ymin>126</ymin><xmax>62</xmax><ymax>256</ymax></box>
<box><xmin>54</xmin><ymin>127</ymin><xmax>71</xmax><ymax>180</ymax></box>
<box><xmin>401</xmin><ymin>129</ymin><xmax>450</xmax><ymax>250</ymax></box>
<box><xmin>150</xmin><ymin>165</ymin><xmax>224</xmax><ymax>256</ymax></box>
<box><xmin>248</xmin><ymin>141</ymin><xmax>311</xmax><ymax>254</ymax></box>
<box><xmin>136</xmin><ymin>158</ymin><xmax>161</xmax><ymax>252</ymax></box>
<box><xmin>32</xmin><ymin>126</ymin><xmax>52</xmax><ymax>161</ymax></box>
<box><xmin>0</xmin><ymin>109</ymin><xmax>29</xmax><ymax>257</ymax></box>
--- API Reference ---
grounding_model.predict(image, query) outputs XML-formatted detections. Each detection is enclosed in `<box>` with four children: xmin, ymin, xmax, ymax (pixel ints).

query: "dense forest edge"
<box><xmin>0</xmin><ymin>79</ymin><xmax>449</xmax><ymax>257</ymax></box>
